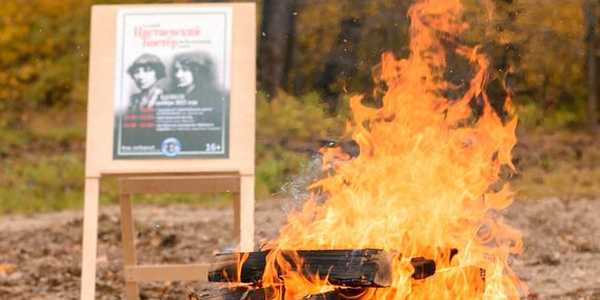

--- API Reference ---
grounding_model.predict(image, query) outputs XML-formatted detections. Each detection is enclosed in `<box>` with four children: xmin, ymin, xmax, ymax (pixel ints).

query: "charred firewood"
<box><xmin>209</xmin><ymin>249</ymin><xmax>392</xmax><ymax>287</ymax></box>
<box><xmin>303</xmin><ymin>288</ymin><xmax>369</xmax><ymax>300</ymax></box>
<box><xmin>410</xmin><ymin>257</ymin><xmax>436</xmax><ymax>280</ymax></box>
<box><xmin>190</xmin><ymin>286</ymin><xmax>275</xmax><ymax>300</ymax></box>
<box><xmin>297</xmin><ymin>249</ymin><xmax>391</xmax><ymax>287</ymax></box>
<box><xmin>303</xmin><ymin>291</ymin><xmax>339</xmax><ymax>300</ymax></box>
<box><xmin>318</xmin><ymin>139</ymin><xmax>360</xmax><ymax>158</ymax></box>
<box><xmin>209</xmin><ymin>251</ymin><xmax>268</xmax><ymax>284</ymax></box>
<box><xmin>449</xmin><ymin>248</ymin><xmax>459</xmax><ymax>263</ymax></box>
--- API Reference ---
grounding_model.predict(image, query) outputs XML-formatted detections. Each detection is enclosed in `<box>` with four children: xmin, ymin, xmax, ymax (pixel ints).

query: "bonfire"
<box><xmin>207</xmin><ymin>0</ymin><xmax>526</xmax><ymax>299</ymax></box>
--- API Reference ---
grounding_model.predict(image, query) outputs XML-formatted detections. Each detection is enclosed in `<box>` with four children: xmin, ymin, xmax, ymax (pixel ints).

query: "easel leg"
<box><xmin>233</xmin><ymin>190</ymin><xmax>241</xmax><ymax>246</ymax></box>
<box><xmin>80</xmin><ymin>178</ymin><xmax>100</xmax><ymax>300</ymax></box>
<box><xmin>119</xmin><ymin>193</ymin><xmax>140</xmax><ymax>300</ymax></box>
<box><xmin>239</xmin><ymin>175</ymin><xmax>255</xmax><ymax>252</ymax></box>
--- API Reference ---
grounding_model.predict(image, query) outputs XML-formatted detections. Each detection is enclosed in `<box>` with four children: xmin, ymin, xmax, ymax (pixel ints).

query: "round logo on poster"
<box><xmin>161</xmin><ymin>137</ymin><xmax>182</xmax><ymax>157</ymax></box>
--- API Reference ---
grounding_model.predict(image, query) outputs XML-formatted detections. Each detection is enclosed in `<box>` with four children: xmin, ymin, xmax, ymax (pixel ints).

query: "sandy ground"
<box><xmin>1</xmin><ymin>198</ymin><xmax>599</xmax><ymax>299</ymax></box>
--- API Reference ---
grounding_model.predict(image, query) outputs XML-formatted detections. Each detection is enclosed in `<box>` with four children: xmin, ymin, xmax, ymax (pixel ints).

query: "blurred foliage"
<box><xmin>462</xmin><ymin>0</ymin><xmax>591</xmax><ymax>129</ymax></box>
<box><xmin>0</xmin><ymin>91</ymin><xmax>342</xmax><ymax>213</ymax></box>
<box><xmin>0</xmin><ymin>153</ymin><xmax>84</xmax><ymax>214</ymax></box>
<box><xmin>0</xmin><ymin>0</ymin><xmax>596</xmax><ymax>128</ymax></box>
<box><xmin>512</xmin><ymin>130</ymin><xmax>600</xmax><ymax>200</ymax></box>
<box><xmin>0</xmin><ymin>0</ymin><xmax>599</xmax><ymax>214</ymax></box>
<box><xmin>256</xmin><ymin>92</ymin><xmax>345</xmax><ymax>197</ymax></box>
<box><xmin>286</xmin><ymin>0</ymin><xmax>413</xmax><ymax>96</ymax></box>
<box><xmin>0</xmin><ymin>0</ymin><xmax>89</xmax><ymax>123</ymax></box>
<box><xmin>512</xmin><ymin>0</ymin><xmax>586</xmax><ymax>109</ymax></box>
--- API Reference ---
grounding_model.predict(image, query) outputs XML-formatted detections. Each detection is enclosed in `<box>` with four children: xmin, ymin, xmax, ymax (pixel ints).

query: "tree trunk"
<box><xmin>584</xmin><ymin>0</ymin><xmax>599</xmax><ymax>131</ymax></box>
<box><xmin>317</xmin><ymin>17</ymin><xmax>363</xmax><ymax>112</ymax></box>
<box><xmin>259</xmin><ymin>0</ymin><xmax>297</xmax><ymax>98</ymax></box>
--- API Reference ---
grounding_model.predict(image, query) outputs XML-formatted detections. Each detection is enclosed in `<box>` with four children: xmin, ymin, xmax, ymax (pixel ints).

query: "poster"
<box><xmin>113</xmin><ymin>7</ymin><xmax>232</xmax><ymax>159</ymax></box>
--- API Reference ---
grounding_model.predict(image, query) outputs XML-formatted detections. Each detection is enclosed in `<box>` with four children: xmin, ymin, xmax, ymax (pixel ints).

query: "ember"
<box><xmin>211</xmin><ymin>0</ymin><xmax>526</xmax><ymax>298</ymax></box>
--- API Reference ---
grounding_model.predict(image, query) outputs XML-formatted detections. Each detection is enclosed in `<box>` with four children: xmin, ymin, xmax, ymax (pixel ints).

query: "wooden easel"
<box><xmin>81</xmin><ymin>4</ymin><xmax>256</xmax><ymax>299</ymax></box>
<box><xmin>81</xmin><ymin>174</ymin><xmax>255</xmax><ymax>300</ymax></box>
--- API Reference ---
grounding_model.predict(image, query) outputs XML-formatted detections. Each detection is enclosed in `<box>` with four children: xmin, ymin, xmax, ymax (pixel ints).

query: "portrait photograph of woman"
<box><xmin>170</xmin><ymin>52</ymin><xmax>226</xmax><ymax>125</ymax></box>
<box><xmin>126</xmin><ymin>53</ymin><xmax>166</xmax><ymax>112</ymax></box>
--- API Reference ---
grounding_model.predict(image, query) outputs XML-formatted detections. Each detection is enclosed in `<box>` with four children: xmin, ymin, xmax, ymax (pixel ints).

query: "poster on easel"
<box><xmin>113</xmin><ymin>7</ymin><xmax>232</xmax><ymax>159</ymax></box>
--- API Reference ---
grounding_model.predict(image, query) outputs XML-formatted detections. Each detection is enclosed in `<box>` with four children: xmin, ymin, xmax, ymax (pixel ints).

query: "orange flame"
<box><xmin>258</xmin><ymin>0</ymin><xmax>526</xmax><ymax>299</ymax></box>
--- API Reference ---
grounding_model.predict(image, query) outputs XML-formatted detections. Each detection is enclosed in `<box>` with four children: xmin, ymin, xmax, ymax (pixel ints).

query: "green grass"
<box><xmin>1</xmin><ymin>153</ymin><xmax>85</xmax><ymax>214</ymax></box>
<box><xmin>514</xmin><ymin>166</ymin><xmax>600</xmax><ymax>200</ymax></box>
<box><xmin>0</xmin><ymin>154</ymin><xmax>240</xmax><ymax>214</ymax></box>
<box><xmin>1</xmin><ymin>99</ymin><xmax>598</xmax><ymax>215</ymax></box>
<box><xmin>3</xmin><ymin>128</ymin><xmax>597</xmax><ymax>215</ymax></box>
<box><xmin>0</xmin><ymin>92</ymin><xmax>338</xmax><ymax>215</ymax></box>
<box><xmin>511</xmin><ymin>129</ymin><xmax>600</xmax><ymax>201</ymax></box>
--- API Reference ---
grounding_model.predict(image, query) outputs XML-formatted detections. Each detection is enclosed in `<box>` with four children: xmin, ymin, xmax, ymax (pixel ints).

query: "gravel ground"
<box><xmin>0</xmin><ymin>198</ymin><xmax>599</xmax><ymax>299</ymax></box>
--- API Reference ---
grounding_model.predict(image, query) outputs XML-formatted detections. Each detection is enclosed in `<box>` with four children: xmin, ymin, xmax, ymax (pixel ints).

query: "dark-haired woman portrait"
<box><xmin>127</xmin><ymin>53</ymin><xmax>166</xmax><ymax>112</ymax></box>
<box><xmin>171</xmin><ymin>52</ymin><xmax>226</xmax><ymax>123</ymax></box>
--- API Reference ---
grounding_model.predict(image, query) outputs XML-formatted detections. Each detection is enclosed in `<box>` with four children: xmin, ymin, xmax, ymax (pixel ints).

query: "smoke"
<box><xmin>277</xmin><ymin>154</ymin><xmax>326</xmax><ymax>215</ymax></box>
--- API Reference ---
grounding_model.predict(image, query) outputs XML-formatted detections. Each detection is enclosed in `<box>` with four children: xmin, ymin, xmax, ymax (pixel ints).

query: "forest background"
<box><xmin>0</xmin><ymin>0</ymin><xmax>599</xmax><ymax>214</ymax></box>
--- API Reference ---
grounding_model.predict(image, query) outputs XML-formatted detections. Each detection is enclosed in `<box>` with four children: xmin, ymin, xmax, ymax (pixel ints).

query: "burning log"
<box><xmin>208</xmin><ymin>251</ymin><xmax>266</xmax><ymax>284</ymax></box>
<box><xmin>303</xmin><ymin>291</ymin><xmax>339</xmax><ymax>300</ymax></box>
<box><xmin>303</xmin><ymin>289</ymin><xmax>369</xmax><ymax>300</ymax></box>
<box><xmin>208</xmin><ymin>249</ymin><xmax>438</xmax><ymax>287</ymax></box>
<box><xmin>209</xmin><ymin>249</ymin><xmax>392</xmax><ymax>287</ymax></box>
<box><xmin>409</xmin><ymin>257</ymin><xmax>436</xmax><ymax>280</ymax></box>
<box><xmin>191</xmin><ymin>287</ymin><xmax>371</xmax><ymax>300</ymax></box>
<box><xmin>190</xmin><ymin>286</ymin><xmax>275</xmax><ymax>300</ymax></box>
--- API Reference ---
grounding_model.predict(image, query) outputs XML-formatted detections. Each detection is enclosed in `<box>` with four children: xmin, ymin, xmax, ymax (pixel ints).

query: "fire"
<box><xmin>257</xmin><ymin>0</ymin><xmax>526</xmax><ymax>299</ymax></box>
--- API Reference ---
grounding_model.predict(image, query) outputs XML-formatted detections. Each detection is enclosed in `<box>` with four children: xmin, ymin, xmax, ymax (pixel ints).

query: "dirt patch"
<box><xmin>506</xmin><ymin>198</ymin><xmax>600</xmax><ymax>299</ymax></box>
<box><xmin>0</xmin><ymin>198</ymin><xmax>599</xmax><ymax>299</ymax></box>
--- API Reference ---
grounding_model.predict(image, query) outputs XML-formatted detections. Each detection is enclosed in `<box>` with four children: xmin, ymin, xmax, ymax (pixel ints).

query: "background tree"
<box><xmin>584</xmin><ymin>0</ymin><xmax>599</xmax><ymax>131</ymax></box>
<box><xmin>317</xmin><ymin>17</ymin><xmax>363</xmax><ymax>112</ymax></box>
<box><xmin>258</xmin><ymin>0</ymin><xmax>298</xmax><ymax>97</ymax></box>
